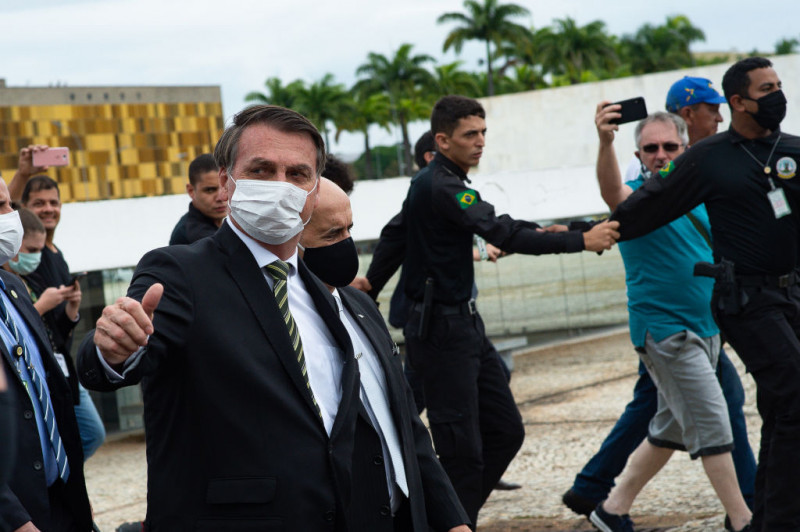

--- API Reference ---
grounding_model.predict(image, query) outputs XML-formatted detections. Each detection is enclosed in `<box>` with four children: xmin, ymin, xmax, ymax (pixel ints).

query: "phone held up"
<box><xmin>68</xmin><ymin>272</ymin><xmax>87</xmax><ymax>286</ymax></box>
<box><xmin>605</xmin><ymin>97</ymin><xmax>648</xmax><ymax>125</ymax></box>
<box><xmin>32</xmin><ymin>147</ymin><xmax>70</xmax><ymax>167</ymax></box>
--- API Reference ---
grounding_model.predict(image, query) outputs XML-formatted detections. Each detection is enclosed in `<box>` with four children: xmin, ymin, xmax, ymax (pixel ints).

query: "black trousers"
<box><xmin>714</xmin><ymin>284</ymin><xmax>800</xmax><ymax>531</ymax></box>
<box><xmin>405</xmin><ymin>309</ymin><xmax>524</xmax><ymax>527</ymax></box>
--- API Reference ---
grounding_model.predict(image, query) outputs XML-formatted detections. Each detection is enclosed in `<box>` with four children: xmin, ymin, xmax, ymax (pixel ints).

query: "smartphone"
<box><xmin>32</xmin><ymin>147</ymin><xmax>70</xmax><ymax>167</ymax></box>
<box><xmin>606</xmin><ymin>97</ymin><xmax>648</xmax><ymax>125</ymax></box>
<box><xmin>68</xmin><ymin>272</ymin><xmax>86</xmax><ymax>286</ymax></box>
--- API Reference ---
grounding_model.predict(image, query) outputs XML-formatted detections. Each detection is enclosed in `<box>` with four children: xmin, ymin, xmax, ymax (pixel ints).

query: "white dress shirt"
<box><xmin>99</xmin><ymin>219</ymin><xmax>345</xmax><ymax>435</ymax></box>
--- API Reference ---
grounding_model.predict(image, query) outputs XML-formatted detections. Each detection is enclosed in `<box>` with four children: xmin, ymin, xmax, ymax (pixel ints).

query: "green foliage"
<box><xmin>351</xmin><ymin>144</ymin><xmax>402</xmax><ymax>180</ymax></box>
<box><xmin>776</xmin><ymin>37</ymin><xmax>799</xmax><ymax>55</ymax></box>
<box><xmin>618</xmin><ymin>15</ymin><xmax>706</xmax><ymax>74</ymax></box>
<box><xmin>437</xmin><ymin>0</ymin><xmax>531</xmax><ymax>95</ymax></box>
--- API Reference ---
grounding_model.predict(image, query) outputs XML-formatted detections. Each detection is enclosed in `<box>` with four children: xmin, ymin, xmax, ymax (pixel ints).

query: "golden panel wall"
<box><xmin>0</xmin><ymin>101</ymin><xmax>223</xmax><ymax>202</ymax></box>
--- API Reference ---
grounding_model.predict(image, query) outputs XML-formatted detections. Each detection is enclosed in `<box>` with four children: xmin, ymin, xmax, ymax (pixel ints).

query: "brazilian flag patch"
<box><xmin>659</xmin><ymin>160</ymin><xmax>675</xmax><ymax>178</ymax></box>
<box><xmin>456</xmin><ymin>189</ymin><xmax>477</xmax><ymax>210</ymax></box>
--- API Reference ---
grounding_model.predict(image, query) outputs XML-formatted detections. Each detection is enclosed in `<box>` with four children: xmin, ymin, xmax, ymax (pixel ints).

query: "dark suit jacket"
<box><xmin>0</xmin><ymin>271</ymin><xmax>92</xmax><ymax>532</ymax></box>
<box><xmin>339</xmin><ymin>286</ymin><xmax>468</xmax><ymax>531</ymax></box>
<box><xmin>78</xmin><ymin>223</ymin><xmax>365</xmax><ymax>531</ymax></box>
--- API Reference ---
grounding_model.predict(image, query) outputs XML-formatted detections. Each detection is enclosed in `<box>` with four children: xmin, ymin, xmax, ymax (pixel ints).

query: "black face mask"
<box><xmin>302</xmin><ymin>237</ymin><xmax>359</xmax><ymax>287</ymax></box>
<box><xmin>745</xmin><ymin>89</ymin><xmax>787</xmax><ymax>131</ymax></box>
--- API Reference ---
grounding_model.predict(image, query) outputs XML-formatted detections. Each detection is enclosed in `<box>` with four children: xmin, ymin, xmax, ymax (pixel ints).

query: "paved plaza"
<box><xmin>84</xmin><ymin>328</ymin><xmax>759</xmax><ymax>531</ymax></box>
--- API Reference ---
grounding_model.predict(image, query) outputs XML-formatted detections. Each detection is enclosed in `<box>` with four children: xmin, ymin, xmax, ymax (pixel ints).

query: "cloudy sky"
<box><xmin>2</xmin><ymin>0</ymin><xmax>797</xmax><ymax>156</ymax></box>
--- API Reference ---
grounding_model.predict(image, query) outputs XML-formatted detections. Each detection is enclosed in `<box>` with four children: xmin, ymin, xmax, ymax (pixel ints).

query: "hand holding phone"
<box><xmin>32</xmin><ymin>147</ymin><xmax>70</xmax><ymax>167</ymax></box>
<box><xmin>68</xmin><ymin>272</ymin><xmax>86</xmax><ymax>286</ymax></box>
<box><xmin>604</xmin><ymin>97</ymin><xmax>648</xmax><ymax>125</ymax></box>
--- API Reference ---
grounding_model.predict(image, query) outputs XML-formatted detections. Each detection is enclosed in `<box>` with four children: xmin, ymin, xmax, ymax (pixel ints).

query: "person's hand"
<box><xmin>349</xmin><ymin>276</ymin><xmax>372</xmax><ymax>293</ymax></box>
<box><xmin>33</xmin><ymin>286</ymin><xmax>69</xmax><ymax>315</ymax></box>
<box><xmin>447</xmin><ymin>526</ymin><xmax>471</xmax><ymax>532</ymax></box>
<box><xmin>583</xmin><ymin>220</ymin><xmax>620</xmax><ymax>252</ymax></box>
<box><xmin>64</xmin><ymin>281</ymin><xmax>82</xmax><ymax>321</ymax></box>
<box><xmin>542</xmin><ymin>224</ymin><xmax>568</xmax><ymax>233</ymax></box>
<box><xmin>14</xmin><ymin>522</ymin><xmax>41</xmax><ymax>532</ymax></box>
<box><xmin>17</xmin><ymin>145</ymin><xmax>50</xmax><ymax>178</ymax></box>
<box><xmin>595</xmin><ymin>101</ymin><xmax>620</xmax><ymax>146</ymax></box>
<box><xmin>94</xmin><ymin>284</ymin><xmax>163</xmax><ymax>367</ymax></box>
<box><xmin>485</xmin><ymin>243</ymin><xmax>503</xmax><ymax>262</ymax></box>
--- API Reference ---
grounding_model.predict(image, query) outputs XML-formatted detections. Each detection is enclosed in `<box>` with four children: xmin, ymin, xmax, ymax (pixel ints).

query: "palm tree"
<box><xmin>437</xmin><ymin>0</ymin><xmax>531</xmax><ymax>96</ymax></box>
<box><xmin>292</xmin><ymin>73</ymin><xmax>350</xmax><ymax>148</ymax></box>
<box><xmin>335</xmin><ymin>92</ymin><xmax>393</xmax><ymax>179</ymax></box>
<box><xmin>431</xmin><ymin>61</ymin><xmax>483</xmax><ymax>98</ymax></box>
<box><xmin>356</xmin><ymin>44</ymin><xmax>435</xmax><ymax>174</ymax></box>
<box><xmin>775</xmin><ymin>37</ymin><xmax>799</xmax><ymax>55</ymax></box>
<box><xmin>534</xmin><ymin>18</ymin><xmax>618</xmax><ymax>84</ymax></box>
<box><xmin>244</xmin><ymin>77</ymin><xmax>304</xmax><ymax>108</ymax></box>
<box><xmin>619</xmin><ymin>15</ymin><xmax>705</xmax><ymax>74</ymax></box>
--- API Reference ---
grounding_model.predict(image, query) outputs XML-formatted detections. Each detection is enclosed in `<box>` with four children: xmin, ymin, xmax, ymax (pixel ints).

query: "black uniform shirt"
<box><xmin>403</xmin><ymin>153</ymin><xmax>585</xmax><ymax>304</ymax></box>
<box><xmin>169</xmin><ymin>202</ymin><xmax>220</xmax><ymax>245</ymax></box>
<box><xmin>612</xmin><ymin>127</ymin><xmax>800</xmax><ymax>275</ymax></box>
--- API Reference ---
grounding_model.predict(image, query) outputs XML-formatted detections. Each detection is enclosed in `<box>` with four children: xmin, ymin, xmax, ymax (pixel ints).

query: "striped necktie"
<box><xmin>265</xmin><ymin>260</ymin><xmax>321</xmax><ymax>419</ymax></box>
<box><xmin>0</xmin><ymin>292</ymin><xmax>70</xmax><ymax>481</ymax></box>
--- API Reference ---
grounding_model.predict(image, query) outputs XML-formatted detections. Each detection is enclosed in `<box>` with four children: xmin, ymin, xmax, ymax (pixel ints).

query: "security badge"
<box><xmin>776</xmin><ymin>157</ymin><xmax>797</xmax><ymax>179</ymax></box>
<box><xmin>767</xmin><ymin>177</ymin><xmax>791</xmax><ymax>219</ymax></box>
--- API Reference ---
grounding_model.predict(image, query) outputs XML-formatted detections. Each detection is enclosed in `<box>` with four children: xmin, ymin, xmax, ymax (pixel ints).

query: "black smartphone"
<box><xmin>68</xmin><ymin>272</ymin><xmax>86</xmax><ymax>286</ymax></box>
<box><xmin>606</xmin><ymin>97</ymin><xmax>648</xmax><ymax>125</ymax></box>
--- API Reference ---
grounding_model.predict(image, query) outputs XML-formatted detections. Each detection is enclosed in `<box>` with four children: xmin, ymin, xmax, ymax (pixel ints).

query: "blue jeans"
<box><xmin>571</xmin><ymin>349</ymin><xmax>756</xmax><ymax>509</ymax></box>
<box><xmin>74</xmin><ymin>384</ymin><xmax>106</xmax><ymax>460</ymax></box>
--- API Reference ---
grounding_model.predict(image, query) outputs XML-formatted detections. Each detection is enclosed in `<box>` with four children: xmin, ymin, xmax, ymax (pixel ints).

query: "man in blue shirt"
<box><xmin>586</xmin><ymin>109</ymin><xmax>752</xmax><ymax>532</ymax></box>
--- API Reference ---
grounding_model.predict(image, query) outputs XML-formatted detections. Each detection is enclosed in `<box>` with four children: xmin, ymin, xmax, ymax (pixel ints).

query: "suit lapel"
<box><xmin>216</xmin><ymin>226</ymin><xmax>325</xmax><ymax>426</ymax></box>
<box><xmin>339</xmin><ymin>288</ymin><xmax>404</xmax><ymax>415</ymax></box>
<box><xmin>297</xmin><ymin>261</ymin><xmax>359</xmax><ymax>441</ymax></box>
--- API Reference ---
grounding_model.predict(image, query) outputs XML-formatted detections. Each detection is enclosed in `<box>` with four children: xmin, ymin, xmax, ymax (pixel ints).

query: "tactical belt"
<box><xmin>413</xmin><ymin>298</ymin><xmax>477</xmax><ymax>316</ymax></box>
<box><xmin>736</xmin><ymin>270</ymin><xmax>800</xmax><ymax>288</ymax></box>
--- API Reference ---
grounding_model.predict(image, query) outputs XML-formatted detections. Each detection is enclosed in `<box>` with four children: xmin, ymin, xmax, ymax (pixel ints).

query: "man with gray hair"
<box><xmin>77</xmin><ymin>105</ymin><xmax>472</xmax><ymax>530</ymax></box>
<box><xmin>587</xmin><ymin>107</ymin><xmax>752</xmax><ymax>532</ymax></box>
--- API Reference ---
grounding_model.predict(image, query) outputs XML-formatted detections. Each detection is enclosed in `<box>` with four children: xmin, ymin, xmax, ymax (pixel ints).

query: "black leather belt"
<box><xmin>737</xmin><ymin>270</ymin><xmax>800</xmax><ymax>288</ymax></box>
<box><xmin>412</xmin><ymin>298</ymin><xmax>477</xmax><ymax>316</ymax></box>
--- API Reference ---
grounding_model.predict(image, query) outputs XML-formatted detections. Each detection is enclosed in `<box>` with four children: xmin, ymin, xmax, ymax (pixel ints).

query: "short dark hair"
<box><xmin>431</xmin><ymin>95</ymin><xmax>485</xmax><ymax>137</ymax></box>
<box><xmin>722</xmin><ymin>57</ymin><xmax>773</xmax><ymax>105</ymax></box>
<box><xmin>17</xmin><ymin>207</ymin><xmax>45</xmax><ymax>239</ymax></box>
<box><xmin>188</xmin><ymin>153</ymin><xmax>218</xmax><ymax>186</ymax></box>
<box><xmin>323</xmin><ymin>155</ymin><xmax>354</xmax><ymax>195</ymax></box>
<box><xmin>414</xmin><ymin>131</ymin><xmax>436</xmax><ymax>169</ymax></box>
<box><xmin>21</xmin><ymin>175</ymin><xmax>60</xmax><ymax>205</ymax></box>
<box><xmin>214</xmin><ymin>105</ymin><xmax>326</xmax><ymax>177</ymax></box>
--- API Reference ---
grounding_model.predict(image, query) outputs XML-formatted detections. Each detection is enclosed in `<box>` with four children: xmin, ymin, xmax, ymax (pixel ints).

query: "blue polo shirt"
<box><xmin>619</xmin><ymin>176</ymin><xmax>719</xmax><ymax>347</ymax></box>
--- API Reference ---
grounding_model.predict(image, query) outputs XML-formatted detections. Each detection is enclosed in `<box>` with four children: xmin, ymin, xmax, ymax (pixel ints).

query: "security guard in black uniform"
<box><xmin>611</xmin><ymin>57</ymin><xmax>800</xmax><ymax>531</ymax></box>
<box><xmin>401</xmin><ymin>95</ymin><xmax>620</xmax><ymax>527</ymax></box>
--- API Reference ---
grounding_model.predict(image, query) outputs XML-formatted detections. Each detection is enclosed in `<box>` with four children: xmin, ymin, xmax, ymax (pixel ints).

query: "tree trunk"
<box><xmin>400</xmin><ymin>116</ymin><xmax>412</xmax><ymax>176</ymax></box>
<box><xmin>486</xmin><ymin>39</ymin><xmax>495</xmax><ymax>96</ymax></box>
<box><xmin>363</xmin><ymin>130</ymin><xmax>374</xmax><ymax>179</ymax></box>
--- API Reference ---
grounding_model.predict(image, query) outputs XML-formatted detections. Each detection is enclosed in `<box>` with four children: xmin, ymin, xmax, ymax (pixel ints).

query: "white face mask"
<box><xmin>227</xmin><ymin>174</ymin><xmax>318</xmax><ymax>245</ymax></box>
<box><xmin>0</xmin><ymin>210</ymin><xmax>23</xmax><ymax>265</ymax></box>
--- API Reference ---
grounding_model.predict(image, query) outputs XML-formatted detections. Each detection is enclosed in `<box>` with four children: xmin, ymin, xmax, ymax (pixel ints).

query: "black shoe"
<box><xmin>116</xmin><ymin>522</ymin><xmax>144</xmax><ymax>532</ymax></box>
<box><xmin>724</xmin><ymin>515</ymin><xmax>754</xmax><ymax>532</ymax></box>
<box><xmin>495</xmin><ymin>478</ymin><xmax>522</xmax><ymax>491</ymax></box>
<box><xmin>562</xmin><ymin>489</ymin><xmax>598</xmax><ymax>517</ymax></box>
<box><xmin>589</xmin><ymin>502</ymin><xmax>634</xmax><ymax>532</ymax></box>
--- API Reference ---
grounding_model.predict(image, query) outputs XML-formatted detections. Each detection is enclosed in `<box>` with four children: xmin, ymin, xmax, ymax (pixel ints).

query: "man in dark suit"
<box><xmin>0</xmin><ymin>180</ymin><xmax>92</xmax><ymax>531</ymax></box>
<box><xmin>299</xmin><ymin>177</ymin><xmax>470</xmax><ymax>531</ymax></box>
<box><xmin>76</xmin><ymin>105</ymin><xmax>467</xmax><ymax>531</ymax></box>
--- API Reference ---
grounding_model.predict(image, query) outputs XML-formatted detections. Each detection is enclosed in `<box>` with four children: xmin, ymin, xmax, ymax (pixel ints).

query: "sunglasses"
<box><xmin>641</xmin><ymin>142</ymin><xmax>682</xmax><ymax>154</ymax></box>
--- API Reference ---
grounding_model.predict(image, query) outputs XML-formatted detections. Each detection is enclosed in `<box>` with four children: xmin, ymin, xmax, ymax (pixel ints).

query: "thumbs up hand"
<box><xmin>95</xmin><ymin>283</ymin><xmax>164</xmax><ymax>367</ymax></box>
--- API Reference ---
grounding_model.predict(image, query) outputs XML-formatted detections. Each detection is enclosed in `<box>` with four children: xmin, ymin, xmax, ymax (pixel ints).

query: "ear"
<box><xmin>729</xmin><ymin>94</ymin><xmax>748</xmax><ymax>113</ymax></box>
<box><xmin>634</xmin><ymin>150</ymin><xmax>641</xmax><ymax>163</ymax></box>
<box><xmin>434</xmin><ymin>132</ymin><xmax>449</xmax><ymax>152</ymax></box>
<box><xmin>186</xmin><ymin>182</ymin><xmax>194</xmax><ymax>198</ymax></box>
<box><xmin>678</xmin><ymin>107</ymin><xmax>693</xmax><ymax>127</ymax></box>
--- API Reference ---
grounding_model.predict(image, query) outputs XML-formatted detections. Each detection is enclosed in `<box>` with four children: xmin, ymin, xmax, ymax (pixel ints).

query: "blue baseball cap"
<box><xmin>665</xmin><ymin>76</ymin><xmax>727</xmax><ymax>112</ymax></box>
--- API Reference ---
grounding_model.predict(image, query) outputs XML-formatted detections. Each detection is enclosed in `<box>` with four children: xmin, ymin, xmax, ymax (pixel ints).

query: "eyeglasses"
<box><xmin>641</xmin><ymin>142</ymin><xmax>682</xmax><ymax>154</ymax></box>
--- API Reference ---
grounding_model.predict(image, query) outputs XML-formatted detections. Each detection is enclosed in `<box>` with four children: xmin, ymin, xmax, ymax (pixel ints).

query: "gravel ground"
<box><xmin>84</xmin><ymin>328</ymin><xmax>760</xmax><ymax>531</ymax></box>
